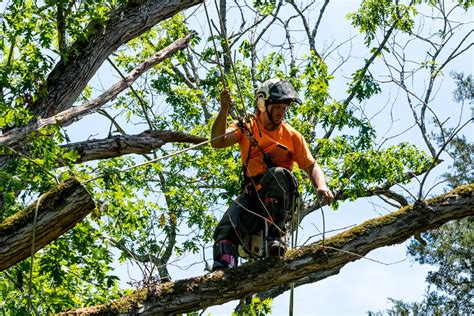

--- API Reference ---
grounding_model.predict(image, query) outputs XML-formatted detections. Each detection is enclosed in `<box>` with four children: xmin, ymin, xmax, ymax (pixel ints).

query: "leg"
<box><xmin>258</xmin><ymin>167</ymin><xmax>298</xmax><ymax>256</ymax></box>
<box><xmin>212</xmin><ymin>193</ymin><xmax>259</xmax><ymax>270</ymax></box>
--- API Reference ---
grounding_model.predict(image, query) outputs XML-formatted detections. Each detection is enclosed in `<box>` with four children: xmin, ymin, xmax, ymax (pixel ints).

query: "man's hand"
<box><xmin>220</xmin><ymin>89</ymin><xmax>232</xmax><ymax>111</ymax></box>
<box><xmin>317</xmin><ymin>188</ymin><xmax>334</xmax><ymax>205</ymax></box>
<box><xmin>306</xmin><ymin>163</ymin><xmax>335</xmax><ymax>205</ymax></box>
<box><xmin>211</xmin><ymin>89</ymin><xmax>239</xmax><ymax>148</ymax></box>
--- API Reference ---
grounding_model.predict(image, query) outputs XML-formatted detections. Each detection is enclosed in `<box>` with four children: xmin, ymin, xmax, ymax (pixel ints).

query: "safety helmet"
<box><xmin>255</xmin><ymin>79</ymin><xmax>302</xmax><ymax>107</ymax></box>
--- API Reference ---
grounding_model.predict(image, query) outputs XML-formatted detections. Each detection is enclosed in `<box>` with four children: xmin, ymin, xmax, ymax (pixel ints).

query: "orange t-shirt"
<box><xmin>232</xmin><ymin>118</ymin><xmax>315</xmax><ymax>177</ymax></box>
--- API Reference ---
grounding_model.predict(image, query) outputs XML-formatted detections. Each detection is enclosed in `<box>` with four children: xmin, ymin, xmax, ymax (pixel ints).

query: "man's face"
<box><xmin>267</xmin><ymin>103</ymin><xmax>288</xmax><ymax>124</ymax></box>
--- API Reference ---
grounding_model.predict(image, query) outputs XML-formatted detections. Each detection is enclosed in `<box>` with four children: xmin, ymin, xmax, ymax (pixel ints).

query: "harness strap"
<box><xmin>237</xmin><ymin>117</ymin><xmax>277</xmax><ymax>184</ymax></box>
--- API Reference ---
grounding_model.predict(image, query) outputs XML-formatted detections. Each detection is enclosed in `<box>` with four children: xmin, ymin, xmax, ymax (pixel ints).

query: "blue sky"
<box><xmin>1</xmin><ymin>0</ymin><xmax>471</xmax><ymax>314</ymax></box>
<box><xmin>201</xmin><ymin>2</ymin><xmax>472</xmax><ymax>314</ymax></box>
<box><xmin>67</xmin><ymin>1</ymin><xmax>471</xmax><ymax>314</ymax></box>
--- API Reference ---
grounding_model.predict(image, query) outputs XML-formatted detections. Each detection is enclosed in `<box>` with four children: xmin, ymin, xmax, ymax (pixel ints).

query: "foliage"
<box><xmin>451</xmin><ymin>72</ymin><xmax>473</xmax><ymax>105</ymax></box>
<box><xmin>408</xmin><ymin>218</ymin><xmax>473</xmax><ymax>313</ymax></box>
<box><xmin>0</xmin><ymin>223</ymin><xmax>122</xmax><ymax>314</ymax></box>
<box><xmin>347</xmin><ymin>69</ymin><xmax>381</xmax><ymax>102</ymax></box>
<box><xmin>347</xmin><ymin>0</ymin><xmax>417</xmax><ymax>46</ymax></box>
<box><xmin>439</xmin><ymin>72</ymin><xmax>473</xmax><ymax>189</ymax></box>
<box><xmin>369</xmin><ymin>218</ymin><xmax>473</xmax><ymax>316</ymax></box>
<box><xmin>232</xmin><ymin>297</ymin><xmax>273</xmax><ymax>316</ymax></box>
<box><xmin>320</xmin><ymin>139</ymin><xmax>431</xmax><ymax>203</ymax></box>
<box><xmin>438</xmin><ymin>134</ymin><xmax>473</xmax><ymax>189</ymax></box>
<box><xmin>0</xmin><ymin>0</ymin><xmax>471</xmax><ymax>314</ymax></box>
<box><xmin>369</xmin><ymin>67</ymin><xmax>474</xmax><ymax>316</ymax></box>
<box><xmin>253</xmin><ymin>0</ymin><xmax>277</xmax><ymax>15</ymax></box>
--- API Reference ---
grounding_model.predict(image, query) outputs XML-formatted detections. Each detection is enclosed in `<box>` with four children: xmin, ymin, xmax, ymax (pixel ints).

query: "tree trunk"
<box><xmin>0</xmin><ymin>178</ymin><xmax>95</xmax><ymax>271</ymax></box>
<box><xmin>59</xmin><ymin>183</ymin><xmax>473</xmax><ymax>315</ymax></box>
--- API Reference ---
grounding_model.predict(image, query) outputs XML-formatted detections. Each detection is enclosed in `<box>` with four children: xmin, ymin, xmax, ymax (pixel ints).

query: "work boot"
<box><xmin>212</xmin><ymin>240</ymin><xmax>238</xmax><ymax>271</ymax></box>
<box><xmin>267</xmin><ymin>237</ymin><xmax>287</xmax><ymax>257</ymax></box>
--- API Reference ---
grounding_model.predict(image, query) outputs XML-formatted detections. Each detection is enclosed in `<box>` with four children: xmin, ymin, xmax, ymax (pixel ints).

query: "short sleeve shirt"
<box><xmin>232</xmin><ymin>118</ymin><xmax>315</xmax><ymax>177</ymax></box>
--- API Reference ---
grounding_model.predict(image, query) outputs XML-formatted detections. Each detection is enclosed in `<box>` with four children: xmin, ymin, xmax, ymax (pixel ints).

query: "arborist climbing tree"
<box><xmin>210</xmin><ymin>78</ymin><xmax>334</xmax><ymax>270</ymax></box>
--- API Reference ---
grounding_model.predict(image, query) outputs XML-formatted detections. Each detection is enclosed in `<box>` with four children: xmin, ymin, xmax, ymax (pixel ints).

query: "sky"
<box><xmin>182</xmin><ymin>2</ymin><xmax>472</xmax><ymax>314</ymax></box>
<box><xmin>1</xmin><ymin>0</ymin><xmax>472</xmax><ymax>315</ymax></box>
<box><xmin>67</xmin><ymin>1</ymin><xmax>471</xmax><ymax>315</ymax></box>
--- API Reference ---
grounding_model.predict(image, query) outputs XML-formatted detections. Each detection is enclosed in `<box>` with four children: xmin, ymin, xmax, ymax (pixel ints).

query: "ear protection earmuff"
<box><xmin>256</xmin><ymin>94</ymin><xmax>266</xmax><ymax>113</ymax></box>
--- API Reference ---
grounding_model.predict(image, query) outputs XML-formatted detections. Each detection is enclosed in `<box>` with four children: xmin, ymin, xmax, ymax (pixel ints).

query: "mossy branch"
<box><xmin>0</xmin><ymin>178</ymin><xmax>95</xmax><ymax>271</ymax></box>
<box><xmin>59</xmin><ymin>184</ymin><xmax>473</xmax><ymax>315</ymax></box>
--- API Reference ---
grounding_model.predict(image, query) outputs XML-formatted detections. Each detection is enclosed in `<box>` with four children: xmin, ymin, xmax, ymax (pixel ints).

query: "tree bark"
<box><xmin>0</xmin><ymin>178</ymin><xmax>95</xmax><ymax>271</ymax></box>
<box><xmin>62</xmin><ymin>130</ymin><xmax>207</xmax><ymax>163</ymax></box>
<box><xmin>59</xmin><ymin>183</ymin><xmax>473</xmax><ymax>315</ymax></box>
<box><xmin>35</xmin><ymin>0</ymin><xmax>203</xmax><ymax>118</ymax></box>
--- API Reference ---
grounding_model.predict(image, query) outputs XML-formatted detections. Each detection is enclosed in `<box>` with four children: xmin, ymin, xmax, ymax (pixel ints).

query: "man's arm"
<box><xmin>306</xmin><ymin>163</ymin><xmax>334</xmax><ymax>204</ymax></box>
<box><xmin>210</xmin><ymin>89</ymin><xmax>239</xmax><ymax>148</ymax></box>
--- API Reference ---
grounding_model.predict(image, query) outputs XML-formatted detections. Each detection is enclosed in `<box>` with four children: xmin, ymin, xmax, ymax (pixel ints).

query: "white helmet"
<box><xmin>256</xmin><ymin>79</ymin><xmax>302</xmax><ymax>105</ymax></box>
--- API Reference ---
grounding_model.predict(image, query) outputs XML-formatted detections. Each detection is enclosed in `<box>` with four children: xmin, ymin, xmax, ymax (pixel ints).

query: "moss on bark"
<box><xmin>0</xmin><ymin>178</ymin><xmax>81</xmax><ymax>236</ymax></box>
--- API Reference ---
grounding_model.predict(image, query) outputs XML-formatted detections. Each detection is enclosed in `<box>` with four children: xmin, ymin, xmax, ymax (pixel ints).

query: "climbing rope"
<box><xmin>27</xmin><ymin>193</ymin><xmax>46</xmax><ymax>315</ymax></box>
<box><xmin>203</xmin><ymin>1</ymin><xmax>226</xmax><ymax>88</ymax></box>
<box><xmin>212</xmin><ymin>1</ymin><xmax>249</xmax><ymax>117</ymax></box>
<box><xmin>203</xmin><ymin>0</ymin><xmax>249</xmax><ymax>121</ymax></box>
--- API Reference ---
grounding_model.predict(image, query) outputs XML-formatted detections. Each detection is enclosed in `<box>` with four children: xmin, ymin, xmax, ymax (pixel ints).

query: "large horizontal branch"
<box><xmin>259</xmin><ymin>169</ymin><xmax>436</xmax><ymax>300</ymax></box>
<box><xmin>0</xmin><ymin>33</ymin><xmax>194</xmax><ymax>149</ymax></box>
<box><xmin>60</xmin><ymin>183</ymin><xmax>473</xmax><ymax>315</ymax></box>
<box><xmin>0</xmin><ymin>178</ymin><xmax>95</xmax><ymax>271</ymax></box>
<box><xmin>62</xmin><ymin>130</ymin><xmax>207</xmax><ymax>163</ymax></box>
<box><xmin>37</xmin><ymin>0</ymin><xmax>202</xmax><ymax>117</ymax></box>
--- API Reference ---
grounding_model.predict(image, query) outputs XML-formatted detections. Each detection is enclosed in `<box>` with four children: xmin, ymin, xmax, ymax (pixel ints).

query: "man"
<box><xmin>210</xmin><ymin>78</ymin><xmax>334</xmax><ymax>270</ymax></box>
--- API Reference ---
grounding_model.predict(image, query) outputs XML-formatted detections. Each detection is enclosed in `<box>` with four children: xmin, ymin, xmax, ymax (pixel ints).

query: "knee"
<box><xmin>268</xmin><ymin>166</ymin><xmax>287</xmax><ymax>177</ymax></box>
<box><xmin>262</xmin><ymin>167</ymin><xmax>298</xmax><ymax>194</ymax></box>
<box><xmin>261</xmin><ymin>167</ymin><xmax>289</xmax><ymax>185</ymax></box>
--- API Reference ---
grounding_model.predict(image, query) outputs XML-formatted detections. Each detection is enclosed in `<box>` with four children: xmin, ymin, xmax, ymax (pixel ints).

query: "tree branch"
<box><xmin>60</xmin><ymin>184</ymin><xmax>473</xmax><ymax>315</ymax></box>
<box><xmin>170</xmin><ymin>64</ymin><xmax>211</xmax><ymax>122</ymax></box>
<box><xmin>315</xmin><ymin>21</ymin><xmax>398</xmax><ymax>154</ymax></box>
<box><xmin>0</xmin><ymin>178</ymin><xmax>95</xmax><ymax>271</ymax></box>
<box><xmin>33</xmin><ymin>0</ymin><xmax>203</xmax><ymax>118</ymax></box>
<box><xmin>62</xmin><ymin>130</ymin><xmax>207</xmax><ymax>164</ymax></box>
<box><xmin>312</xmin><ymin>0</ymin><xmax>330</xmax><ymax>42</ymax></box>
<box><xmin>56</xmin><ymin>2</ymin><xmax>68</xmax><ymax>56</ymax></box>
<box><xmin>0</xmin><ymin>33</ymin><xmax>195</xmax><ymax>148</ymax></box>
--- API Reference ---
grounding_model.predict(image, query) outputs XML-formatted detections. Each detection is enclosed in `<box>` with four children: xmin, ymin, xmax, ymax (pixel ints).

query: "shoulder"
<box><xmin>281</xmin><ymin>122</ymin><xmax>303</xmax><ymax>138</ymax></box>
